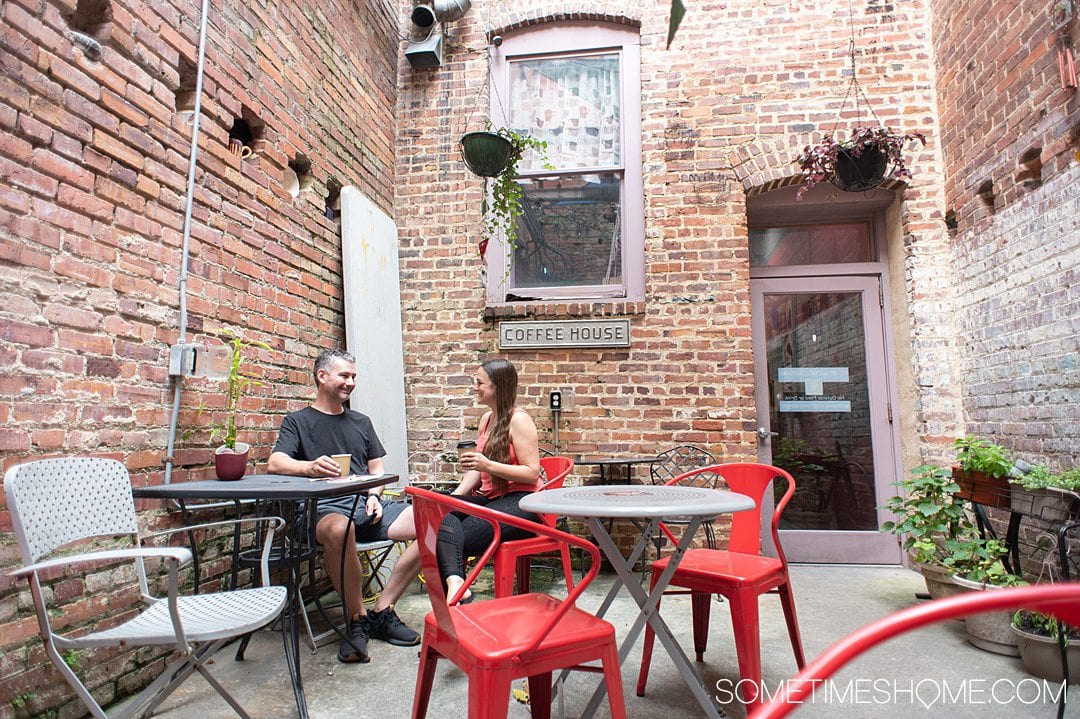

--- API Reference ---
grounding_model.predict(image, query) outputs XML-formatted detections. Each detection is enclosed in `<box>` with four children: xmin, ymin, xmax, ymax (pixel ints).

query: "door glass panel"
<box><xmin>764</xmin><ymin>292</ymin><xmax>878</xmax><ymax>531</ymax></box>
<box><xmin>749</xmin><ymin>223</ymin><xmax>872</xmax><ymax>267</ymax></box>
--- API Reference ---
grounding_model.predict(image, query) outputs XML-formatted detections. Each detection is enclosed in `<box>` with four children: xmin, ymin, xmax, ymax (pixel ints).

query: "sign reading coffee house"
<box><xmin>498</xmin><ymin>319</ymin><xmax>631</xmax><ymax>349</ymax></box>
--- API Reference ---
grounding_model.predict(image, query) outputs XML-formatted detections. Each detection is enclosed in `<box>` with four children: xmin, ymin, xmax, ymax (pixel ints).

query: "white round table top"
<box><xmin>519</xmin><ymin>483</ymin><xmax>755</xmax><ymax>519</ymax></box>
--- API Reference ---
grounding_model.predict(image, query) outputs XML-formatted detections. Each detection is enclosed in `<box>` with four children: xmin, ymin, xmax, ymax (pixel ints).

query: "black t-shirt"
<box><xmin>272</xmin><ymin>406</ymin><xmax>386</xmax><ymax>473</ymax></box>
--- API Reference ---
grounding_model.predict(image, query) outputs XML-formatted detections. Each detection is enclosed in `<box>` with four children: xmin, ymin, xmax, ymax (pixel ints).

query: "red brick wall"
<box><xmin>930</xmin><ymin>0</ymin><xmax>1080</xmax><ymax>468</ymax></box>
<box><xmin>0</xmin><ymin>0</ymin><xmax>399</xmax><ymax>713</ymax></box>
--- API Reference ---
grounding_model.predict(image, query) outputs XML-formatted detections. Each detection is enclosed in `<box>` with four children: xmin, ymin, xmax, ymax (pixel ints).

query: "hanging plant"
<box><xmin>795</xmin><ymin>126</ymin><xmax>926</xmax><ymax>200</ymax></box>
<box><xmin>461</xmin><ymin>126</ymin><xmax>548</xmax><ymax>263</ymax></box>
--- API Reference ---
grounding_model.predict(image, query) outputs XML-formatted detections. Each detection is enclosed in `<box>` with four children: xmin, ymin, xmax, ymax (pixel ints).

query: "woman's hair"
<box><xmin>480</xmin><ymin>358</ymin><xmax>518</xmax><ymax>494</ymax></box>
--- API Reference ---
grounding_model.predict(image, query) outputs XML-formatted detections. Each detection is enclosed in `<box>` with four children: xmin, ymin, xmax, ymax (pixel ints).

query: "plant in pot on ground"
<box><xmin>460</xmin><ymin>127</ymin><xmax>549</xmax><ymax>266</ymax></box>
<box><xmin>946</xmin><ymin>535</ymin><xmax>1026</xmax><ymax>656</ymax></box>
<box><xmin>882</xmin><ymin>464</ymin><xmax>970</xmax><ymax>598</ymax></box>
<box><xmin>795</xmin><ymin>126</ymin><xmax>926</xmax><ymax>200</ymax></box>
<box><xmin>209</xmin><ymin>330</ymin><xmax>270</xmax><ymax>480</ymax></box>
<box><xmin>1011</xmin><ymin>609</ymin><xmax>1080</xmax><ymax>683</ymax></box>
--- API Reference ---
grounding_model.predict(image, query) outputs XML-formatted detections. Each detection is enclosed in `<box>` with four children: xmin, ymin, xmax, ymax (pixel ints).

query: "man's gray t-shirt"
<box><xmin>272</xmin><ymin>406</ymin><xmax>386</xmax><ymax>472</ymax></box>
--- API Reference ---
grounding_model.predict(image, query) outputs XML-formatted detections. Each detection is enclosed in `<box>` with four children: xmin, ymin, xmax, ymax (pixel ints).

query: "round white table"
<box><xmin>521</xmin><ymin>484</ymin><xmax>756</xmax><ymax>719</ymax></box>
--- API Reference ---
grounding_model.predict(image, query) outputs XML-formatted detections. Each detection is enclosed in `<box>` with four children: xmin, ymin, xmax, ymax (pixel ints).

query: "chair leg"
<box><xmin>777</xmin><ymin>580</ymin><xmax>806</xmax><ymax>668</ymax></box>
<box><xmin>691</xmin><ymin>590</ymin><xmax>712</xmax><ymax>661</ymax></box>
<box><xmin>559</xmin><ymin>544</ymin><xmax>575</xmax><ymax>593</ymax></box>
<box><xmin>527</xmin><ymin>672</ymin><xmax>552</xmax><ymax>719</ymax></box>
<box><xmin>517</xmin><ymin>555</ymin><xmax>532</xmax><ymax>595</ymax></box>
<box><xmin>635</xmin><ymin>571</ymin><xmax>662</xmax><ymax>696</ymax></box>
<box><xmin>468</xmin><ymin>669</ymin><xmax>512</xmax><ymax>719</ymax></box>
<box><xmin>602</xmin><ymin>640</ymin><xmax>628</xmax><ymax>719</ymax></box>
<box><xmin>727</xmin><ymin>591</ymin><xmax>762</xmax><ymax>708</ymax></box>
<box><xmin>412</xmin><ymin>643</ymin><xmax>439</xmax><ymax>719</ymax></box>
<box><xmin>493</xmin><ymin>550</ymin><xmax>516</xmax><ymax>599</ymax></box>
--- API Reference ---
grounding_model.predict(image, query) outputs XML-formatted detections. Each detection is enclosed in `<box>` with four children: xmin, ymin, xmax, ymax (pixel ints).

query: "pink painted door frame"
<box><xmin>751</xmin><ymin>274</ymin><xmax>902</xmax><ymax>564</ymax></box>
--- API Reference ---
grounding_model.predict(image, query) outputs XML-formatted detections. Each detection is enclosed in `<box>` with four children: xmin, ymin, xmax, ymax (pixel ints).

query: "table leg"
<box><xmin>580</xmin><ymin>517</ymin><xmax>722</xmax><ymax>719</ymax></box>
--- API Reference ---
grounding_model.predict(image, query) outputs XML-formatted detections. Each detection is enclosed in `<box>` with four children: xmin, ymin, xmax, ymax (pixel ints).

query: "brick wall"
<box><xmin>395</xmin><ymin>0</ymin><xmax>956</xmax><ymax>484</ymax></box>
<box><xmin>930</xmin><ymin>0</ymin><xmax>1080</xmax><ymax>468</ymax></box>
<box><xmin>0</xmin><ymin>0</ymin><xmax>399</xmax><ymax>714</ymax></box>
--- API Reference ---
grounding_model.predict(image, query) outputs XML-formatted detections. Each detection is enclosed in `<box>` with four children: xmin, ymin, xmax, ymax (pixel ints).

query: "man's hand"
<box><xmin>365</xmin><ymin>494</ymin><xmax>383</xmax><ymax>521</ymax></box>
<box><xmin>308</xmin><ymin>455</ymin><xmax>343</xmax><ymax>478</ymax></box>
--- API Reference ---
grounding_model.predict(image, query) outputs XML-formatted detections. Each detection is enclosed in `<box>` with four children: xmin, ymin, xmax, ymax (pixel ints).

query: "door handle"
<box><xmin>756</xmin><ymin>427</ymin><xmax>778</xmax><ymax>441</ymax></box>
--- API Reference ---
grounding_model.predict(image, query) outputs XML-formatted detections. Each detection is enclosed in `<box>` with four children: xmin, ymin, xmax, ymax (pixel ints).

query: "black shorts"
<box><xmin>297</xmin><ymin>496</ymin><xmax>408</xmax><ymax>544</ymax></box>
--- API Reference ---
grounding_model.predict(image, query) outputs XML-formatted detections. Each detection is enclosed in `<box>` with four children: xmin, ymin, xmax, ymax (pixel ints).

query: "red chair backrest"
<box><xmin>662</xmin><ymin>462</ymin><xmax>795</xmax><ymax>560</ymax></box>
<box><xmin>406</xmin><ymin>486</ymin><xmax>601</xmax><ymax>653</ymax></box>
<box><xmin>754</xmin><ymin>582</ymin><xmax>1080</xmax><ymax>719</ymax></box>
<box><xmin>533</xmin><ymin>456</ymin><xmax>574</xmax><ymax>527</ymax></box>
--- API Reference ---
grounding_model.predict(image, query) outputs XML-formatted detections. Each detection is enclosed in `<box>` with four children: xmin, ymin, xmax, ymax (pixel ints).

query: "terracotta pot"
<box><xmin>952</xmin><ymin>467</ymin><xmax>1011</xmax><ymax>509</ymax></box>
<box><xmin>831</xmin><ymin>146</ymin><xmax>887</xmax><ymax>192</ymax></box>
<box><xmin>215</xmin><ymin>442</ymin><xmax>250</xmax><ymax>481</ymax></box>
<box><xmin>1011</xmin><ymin>624</ymin><xmax>1080</xmax><ymax>683</ymax></box>
<box><xmin>952</xmin><ymin>574</ymin><xmax>1021</xmax><ymax>656</ymax></box>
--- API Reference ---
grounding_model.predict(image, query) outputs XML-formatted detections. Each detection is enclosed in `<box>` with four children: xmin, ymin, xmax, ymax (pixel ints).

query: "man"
<box><xmin>268</xmin><ymin>349</ymin><xmax>421</xmax><ymax>663</ymax></box>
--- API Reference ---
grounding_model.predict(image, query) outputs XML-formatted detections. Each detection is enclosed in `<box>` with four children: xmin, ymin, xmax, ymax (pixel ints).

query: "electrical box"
<box><xmin>168</xmin><ymin>343</ymin><xmax>232</xmax><ymax>379</ymax></box>
<box><xmin>558</xmin><ymin>386</ymin><xmax>574</xmax><ymax>412</ymax></box>
<box><xmin>548</xmin><ymin>390</ymin><xmax>562</xmax><ymax>411</ymax></box>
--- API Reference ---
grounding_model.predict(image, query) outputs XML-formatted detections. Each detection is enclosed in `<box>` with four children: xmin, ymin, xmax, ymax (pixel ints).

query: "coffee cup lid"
<box><xmin>456</xmin><ymin>440</ymin><xmax>477</xmax><ymax>449</ymax></box>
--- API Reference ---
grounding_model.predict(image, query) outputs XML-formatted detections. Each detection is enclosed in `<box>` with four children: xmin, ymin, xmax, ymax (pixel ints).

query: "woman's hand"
<box><xmin>459</xmin><ymin>450</ymin><xmax>489</xmax><ymax>473</ymax></box>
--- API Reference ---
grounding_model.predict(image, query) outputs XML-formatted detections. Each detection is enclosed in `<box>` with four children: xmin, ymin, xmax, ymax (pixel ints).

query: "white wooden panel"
<box><xmin>340</xmin><ymin>187</ymin><xmax>408</xmax><ymax>484</ymax></box>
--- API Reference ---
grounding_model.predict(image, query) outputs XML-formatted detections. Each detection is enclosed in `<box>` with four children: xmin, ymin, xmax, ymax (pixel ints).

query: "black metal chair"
<box><xmin>649</xmin><ymin>445</ymin><xmax>717</xmax><ymax>485</ymax></box>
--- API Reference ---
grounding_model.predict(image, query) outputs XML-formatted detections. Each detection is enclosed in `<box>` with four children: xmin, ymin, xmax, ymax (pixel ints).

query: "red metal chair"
<box><xmin>636</xmin><ymin>462</ymin><xmax>805</xmax><ymax>710</ymax></box>
<box><xmin>754</xmin><ymin>582</ymin><xmax>1080</xmax><ymax>718</ymax></box>
<box><xmin>406</xmin><ymin>487</ymin><xmax>626</xmax><ymax>719</ymax></box>
<box><xmin>492</xmin><ymin>456</ymin><xmax>576</xmax><ymax>598</ymax></box>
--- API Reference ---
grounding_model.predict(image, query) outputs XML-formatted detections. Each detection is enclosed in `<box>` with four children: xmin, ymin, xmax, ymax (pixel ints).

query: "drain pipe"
<box><xmin>163</xmin><ymin>0</ymin><xmax>212</xmax><ymax>486</ymax></box>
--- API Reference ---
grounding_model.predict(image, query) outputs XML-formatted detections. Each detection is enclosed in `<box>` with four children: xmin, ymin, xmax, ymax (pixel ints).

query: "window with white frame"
<box><xmin>487</xmin><ymin>22</ymin><xmax>643</xmax><ymax>303</ymax></box>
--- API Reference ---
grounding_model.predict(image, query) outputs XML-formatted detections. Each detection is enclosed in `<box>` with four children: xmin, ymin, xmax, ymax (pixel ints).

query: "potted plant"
<box><xmin>882</xmin><ymin>464</ymin><xmax>970</xmax><ymax>599</ymax></box>
<box><xmin>460</xmin><ymin>126</ymin><xmax>548</xmax><ymax>262</ymax></box>
<box><xmin>210</xmin><ymin>331</ymin><xmax>270</xmax><ymax>480</ymax></box>
<box><xmin>945</xmin><ymin>535</ymin><xmax>1025</xmax><ymax>655</ymax></box>
<box><xmin>952</xmin><ymin>435</ymin><xmax>1013</xmax><ymax>509</ymax></box>
<box><xmin>1011</xmin><ymin>609</ymin><xmax>1080</xmax><ymax>683</ymax></box>
<box><xmin>795</xmin><ymin>126</ymin><xmax>926</xmax><ymax>200</ymax></box>
<box><xmin>1009</xmin><ymin>464</ymin><xmax>1080</xmax><ymax>524</ymax></box>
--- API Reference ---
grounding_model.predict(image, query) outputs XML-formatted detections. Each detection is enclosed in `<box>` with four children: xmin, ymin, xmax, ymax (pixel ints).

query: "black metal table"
<box><xmin>574</xmin><ymin>455</ymin><xmax>658</xmax><ymax>484</ymax></box>
<box><xmin>133</xmin><ymin>473</ymin><xmax>396</xmax><ymax>719</ymax></box>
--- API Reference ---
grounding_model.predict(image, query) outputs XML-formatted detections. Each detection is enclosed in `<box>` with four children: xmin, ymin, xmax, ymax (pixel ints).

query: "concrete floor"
<box><xmin>138</xmin><ymin>565</ymin><xmax>1073</xmax><ymax>718</ymax></box>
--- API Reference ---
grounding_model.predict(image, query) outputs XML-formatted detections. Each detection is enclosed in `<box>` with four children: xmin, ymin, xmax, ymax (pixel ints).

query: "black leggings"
<box><xmin>436</xmin><ymin>492</ymin><xmax>539</xmax><ymax>580</ymax></box>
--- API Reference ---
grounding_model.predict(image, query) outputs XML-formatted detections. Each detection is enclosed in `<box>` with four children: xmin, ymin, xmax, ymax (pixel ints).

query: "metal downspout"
<box><xmin>163</xmin><ymin>0</ymin><xmax>211</xmax><ymax>485</ymax></box>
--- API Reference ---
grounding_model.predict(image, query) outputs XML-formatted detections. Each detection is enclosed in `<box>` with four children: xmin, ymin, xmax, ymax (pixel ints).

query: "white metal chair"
<box><xmin>4</xmin><ymin>457</ymin><xmax>288</xmax><ymax>719</ymax></box>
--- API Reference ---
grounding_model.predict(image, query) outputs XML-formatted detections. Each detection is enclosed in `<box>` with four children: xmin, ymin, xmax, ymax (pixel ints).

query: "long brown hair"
<box><xmin>480</xmin><ymin>358</ymin><xmax>518</xmax><ymax>494</ymax></box>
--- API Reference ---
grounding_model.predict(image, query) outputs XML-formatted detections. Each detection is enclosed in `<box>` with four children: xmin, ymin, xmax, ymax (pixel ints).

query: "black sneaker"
<box><xmin>337</xmin><ymin>614</ymin><xmax>370</xmax><ymax>663</ymax></box>
<box><xmin>367</xmin><ymin>607</ymin><xmax>421</xmax><ymax>646</ymax></box>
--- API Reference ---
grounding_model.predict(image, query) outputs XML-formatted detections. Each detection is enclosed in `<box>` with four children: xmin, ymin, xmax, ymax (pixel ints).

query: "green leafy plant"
<box><xmin>1010</xmin><ymin>464</ymin><xmax>1080</xmax><ymax>492</ymax></box>
<box><xmin>795</xmin><ymin>126</ymin><xmax>925</xmax><ymax>200</ymax></box>
<box><xmin>10</xmin><ymin>693</ymin><xmax>36</xmax><ymax>710</ymax></box>
<box><xmin>1013</xmin><ymin>609</ymin><xmax>1080</xmax><ymax>641</ymax></box>
<box><xmin>944</xmin><ymin>536</ymin><xmax>1023</xmax><ymax>585</ymax></box>
<box><xmin>954</xmin><ymin>435</ymin><xmax>1013</xmax><ymax>478</ymax></box>
<box><xmin>881</xmin><ymin>464</ymin><xmax>969</xmax><ymax>566</ymax></box>
<box><xmin>61</xmin><ymin>648</ymin><xmax>85</xmax><ymax>670</ymax></box>
<box><xmin>477</xmin><ymin>127</ymin><xmax>549</xmax><ymax>268</ymax></box>
<box><xmin>209</xmin><ymin>330</ymin><xmax>270</xmax><ymax>451</ymax></box>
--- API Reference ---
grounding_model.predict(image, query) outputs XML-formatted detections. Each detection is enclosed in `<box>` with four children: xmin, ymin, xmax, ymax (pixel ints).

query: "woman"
<box><xmin>440</xmin><ymin>358</ymin><xmax>542</xmax><ymax>603</ymax></box>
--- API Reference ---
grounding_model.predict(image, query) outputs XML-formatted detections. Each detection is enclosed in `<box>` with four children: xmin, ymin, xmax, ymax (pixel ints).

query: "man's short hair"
<box><xmin>313</xmin><ymin>349</ymin><xmax>355</xmax><ymax>384</ymax></box>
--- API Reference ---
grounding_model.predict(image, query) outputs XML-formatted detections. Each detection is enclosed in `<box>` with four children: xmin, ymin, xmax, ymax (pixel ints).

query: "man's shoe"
<box><xmin>337</xmin><ymin>614</ymin><xmax>371</xmax><ymax>663</ymax></box>
<box><xmin>367</xmin><ymin>606</ymin><xmax>421</xmax><ymax>646</ymax></box>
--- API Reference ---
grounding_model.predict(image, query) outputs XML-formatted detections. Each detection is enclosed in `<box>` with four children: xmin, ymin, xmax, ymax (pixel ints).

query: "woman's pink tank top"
<box><xmin>476</xmin><ymin>410</ymin><xmax>536</xmax><ymax>498</ymax></box>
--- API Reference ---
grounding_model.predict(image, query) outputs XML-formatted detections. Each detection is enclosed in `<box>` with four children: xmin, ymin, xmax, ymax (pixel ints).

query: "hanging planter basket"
<box><xmin>460</xmin><ymin>131</ymin><xmax>514</xmax><ymax>178</ymax></box>
<box><xmin>831</xmin><ymin>146</ymin><xmax>889</xmax><ymax>192</ymax></box>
